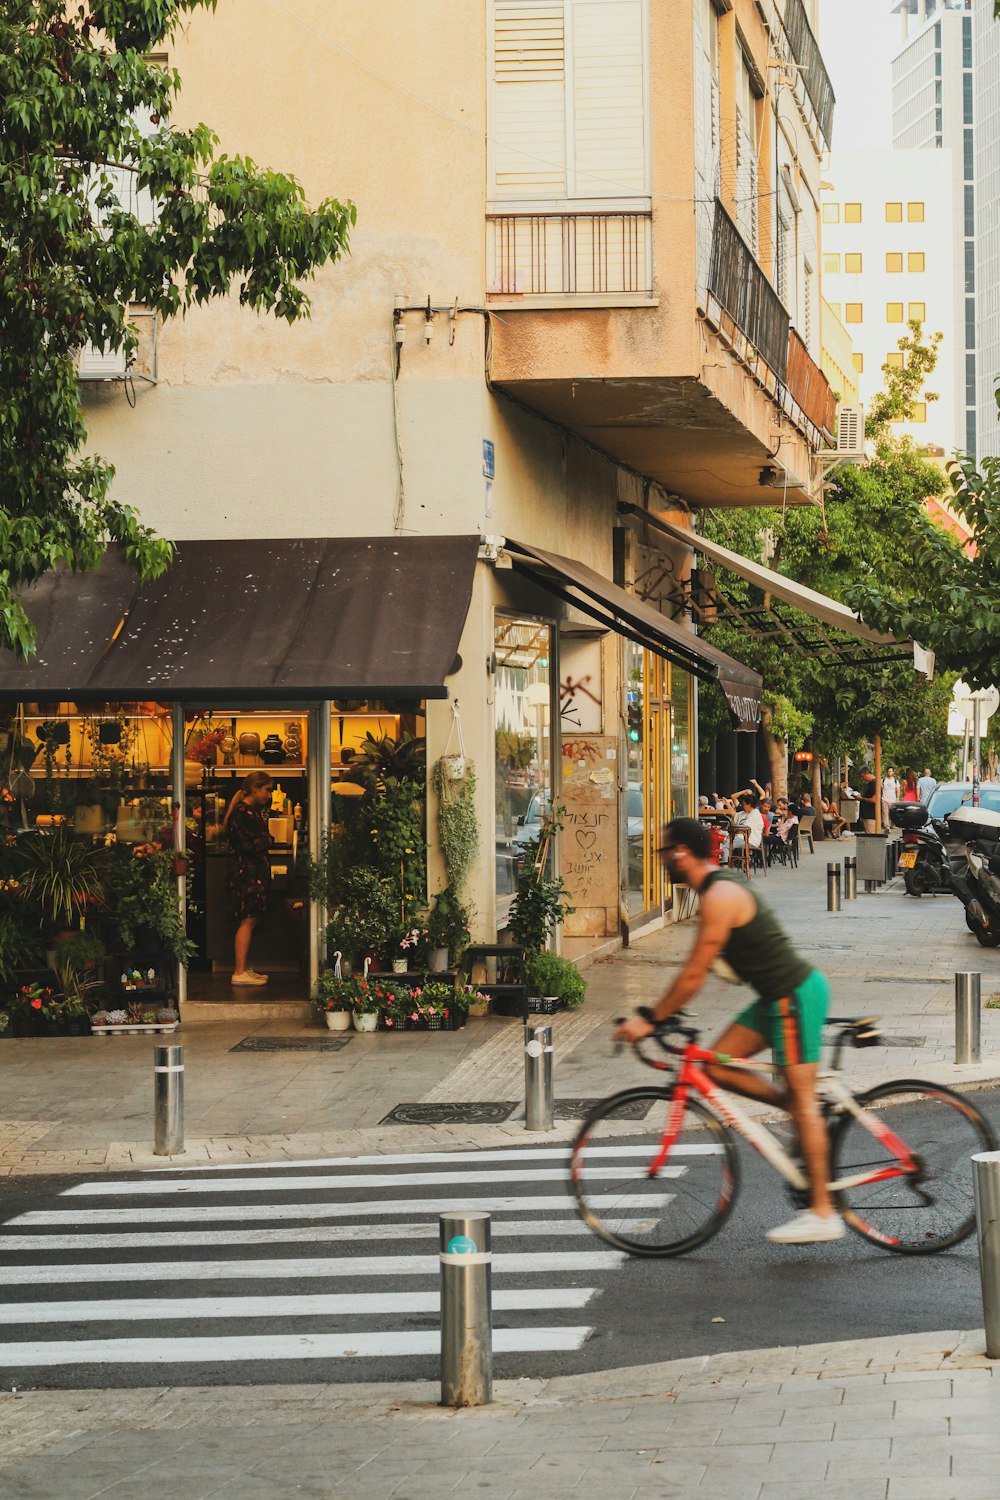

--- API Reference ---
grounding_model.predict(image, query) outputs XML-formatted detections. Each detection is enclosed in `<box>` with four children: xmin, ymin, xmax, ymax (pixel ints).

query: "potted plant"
<box><xmin>417</xmin><ymin>978</ymin><xmax>473</xmax><ymax>1030</ymax></box>
<box><xmin>348</xmin><ymin>978</ymin><xmax>383</xmax><ymax>1032</ymax></box>
<box><xmin>426</xmin><ymin>886</ymin><xmax>472</xmax><ymax>970</ymax></box>
<box><xmin>99</xmin><ymin>843</ymin><xmax>195</xmax><ymax>991</ymax></box>
<box><xmin>15</xmin><ymin>831</ymin><xmax>106</xmax><ymax>965</ymax></box>
<box><xmin>379</xmin><ymin>981</ymin><xmax>417</xmax><ymax>1032</ymax></box>
<box><xmin>313</xmin><ymin>970</ymin><xmax>363</xmax><ymax>1031</ymax></box>
<box><xmin>323</xmin><ymin>867</ymin><xmax>400</xmax><ymax>971</ymax></box>
<box><xmin>507</xmin><ymin>814</ymin><xmax>574</xmax><ymax>957</ymax></box>
<box><xmin>392</xmin><ymin>924</ymin><xmax>429</xmax><ymax>974</ymax></box>
<box><xmin>526</xmin><ymin>951</ymin><xmax>586</xmax><ymax>1013</ymax></box>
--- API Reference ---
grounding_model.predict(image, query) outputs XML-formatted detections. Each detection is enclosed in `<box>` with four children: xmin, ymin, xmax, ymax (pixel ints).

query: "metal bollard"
<box><xmin>973</xmin><ymin>1152</ymin><xmax>1000</xmax><ymax>1358</ymax></box>
<box><xmin>864</xmin><ymin>879</ymin><xmax>877</xmax><ymax>894</ymax></box>
<box><xmin>843</xmin><ymin>856</ymin><xmax>857</xmax><ymax>901</ymax></box>
<box><xmin>153</xmin><ymin>1043</ymin><xmax>185</xmax><ymax>1156</ymax></box>
<box><xmin>826</xmin><ymin>862</ymin><xmax>842</xmax><ymax>913</ymax></box>
<box><xmin>439</xmin><ymin>1211</ymin><xmax>493</xmax><ymax>1406</ymax></box>
<box><xmin>524</xmin><ymin>1023</ymin><xmax>554</xmax><ymax>1131</ymax></box>
<box><xmin>955</xmin><ymin>973</ymin><xmax>982</xmax><ymax>1064</ymax></box>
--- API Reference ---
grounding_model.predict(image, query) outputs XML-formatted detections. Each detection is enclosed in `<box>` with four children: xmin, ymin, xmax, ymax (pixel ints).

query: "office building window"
<box><xmin>967</xmin><ymin>353</ymin><xmax>977</xmax><ymax>405</ymax></box>
<box><xmin>964</xmin><ymin>72</ymin><xmax>973</xmax><ymax>125</ymax></box>
<box><xmin>844</xmin><ymin>203</ymin><xmax>862</xmax><ymax>223</ymax></box>
<box><xmin>885</xmin><ymin>202</ymin><xmax>903</xmax><ymax>222</ymax></box>
<box><xmin>822</xmin><ymin>203</ymin><xmax>840</xmax><ymax>223</ymax></box>
<box><xmin>823</xmin><ymin>253</ymin><xmax>840</xmax><ymax>274</ymax></box>
<box><xmin>845</xmin><ymin>252</ymin><xmax>862</xmax><ymax>274</ymax></box>
<box><xmin>852</xmin><ymin>353</ymin><xmax>863</xmax><ymax>373</ymax></box>
<box><xmin>828</xmin><ymin>302</ymin><xmax>842</xmax><ymax>318</ymax></box>
<box><xmin>907</xmin><ymin>202</ymin><xmax>924</xmax><ymax>222</ymax></box>
<box><xmin>966</xmin><ymin>297</ymin><xmax>976</xmax><ymax>349</ymax></box>
<box><xmin>967</xmin><ymin>410</ymin><xmax>977</xmax><ymax>456</ymax></box>
<box><xmin>909</xmin><ymin>403</ymin><xmax>926</xmax><ymax>423</ymax></box>
<box><xmin>886</xmin><ymin>303</ymin><xmax>904</xmax><ymax>323</ymax></box>
<box><xmin>965</xmin><ymin>185</ymin><xmax>975</xmax><ymax>236</ymax></box>
<box><xmin>908</xmin><ymin>302</ymin><xmax>926</xmax><ymax>322</ymax></box>
<box><xmin>886</xmin><ymin>252</ymin><xmax>903</xmax><ymax>273</ymax></box>
<box><xmin>964</xmin><ymin>15</ymin><xmax>972</xmax><ymax>68</ymax></box>
<box><xmin>966</xmin><ymin>241</ymin><xmax>976</xmax><ymax>293</ymax></box>
<box><xmin>845</xmin><ymin>303</ymin><xmax>862</xmax><ymax>323</ymax></box>
<box><xmin>965</xmin><ymin>129</ymin><xmax>975</xmax><ymax>182</ymax></box>
<box><xmin>887</xmin><ymin>352</ymin><xmax>904</xmax><ymax>369</ymax></box>
<box><xmin>907</xmin><ymin>252</ymin><xmax>925</xmax><ymax>273</ymax></box>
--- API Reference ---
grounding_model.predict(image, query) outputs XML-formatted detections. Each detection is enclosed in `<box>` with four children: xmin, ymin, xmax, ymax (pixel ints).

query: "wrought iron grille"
<box><xmin>488</xmin><ymin>210</ymin><xmax>653</xmax><ymax>298</ymax></box>
<box><xmin>707</xmin><ymin>200</ymin><xmax>790</xmax><ymax>380</ymax></box>
<box><xmin>783</xmin><ymin>0</ymin><xmax>835</xmax><ymax>147</ymax></box>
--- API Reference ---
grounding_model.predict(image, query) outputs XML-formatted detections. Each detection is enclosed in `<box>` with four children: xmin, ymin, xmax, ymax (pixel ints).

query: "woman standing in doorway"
<box><xmin>223</xmin><ymin>771</ymin><xmax>273</xmax><ymax>986</ymax></box>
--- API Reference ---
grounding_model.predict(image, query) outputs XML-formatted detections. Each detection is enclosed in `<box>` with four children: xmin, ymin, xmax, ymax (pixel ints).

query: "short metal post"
<box><xmin>955</xmin><ymin>973</ymin><xmax>982</xmax><ymax>1064</ymax></box>
<box><xmin>525</xmin><ymin>1023</ymin><xmax>554</xmax><ymax>1131</ymax></box>
<box><xmin>864</xmin><ymin>879</ymin><xmax>876</xmax><ymax>894</ymax></box>
<box><xmin>153</xmin><ymin>1044</ymin><xmax>184</xmax><ymax>1156</ymax></box>
<box><xmin>826</xmin><ymin>862</ymin><xmax>841</xmax><ymax>913</ymax></box>
<box><xmin>973</xmin><ymin>1152</ymin><xmax>1000</xmax><ymax>1358</ymax></box>
<box><xmin>439</xmin><ymin>1211</ymin><xmax>493</xmax><ymax>1406</ymax></box>
<box><xmin>843</xmin><ymin>856</ymin><xmax>857</xmax><ymax>901</ymax></box>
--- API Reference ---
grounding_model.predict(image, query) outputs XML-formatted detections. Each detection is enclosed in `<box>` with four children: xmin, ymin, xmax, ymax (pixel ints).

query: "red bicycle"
<box><xmin>570</xmin><ymin>1012</ymin><xmax>996</xmax><ymax>1257</ymax></box>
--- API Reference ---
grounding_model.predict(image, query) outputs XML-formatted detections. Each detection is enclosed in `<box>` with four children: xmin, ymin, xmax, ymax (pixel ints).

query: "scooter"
<box><xmin>891</xmin><ymin>803</ymin><xmax>955</xmax><ymax>896</ymax></box>
<box><xmin>962</xmin><ymin>842</ymin><xmax>1000</xmax><ymax>947</ymax></box>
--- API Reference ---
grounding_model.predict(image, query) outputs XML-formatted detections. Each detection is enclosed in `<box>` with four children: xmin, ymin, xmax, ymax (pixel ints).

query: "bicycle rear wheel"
<box><xmin>831</xmin><ymin>1080</ymin><xmax>997</xmax><ymax>1254</ymax></box>
<box><xmin>570</xmin><ymin>1087</ymin><xmax>740</xmax><ymax>1257</ymax></box>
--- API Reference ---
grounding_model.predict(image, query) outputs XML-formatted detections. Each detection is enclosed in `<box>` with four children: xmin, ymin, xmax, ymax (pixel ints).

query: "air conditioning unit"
<box><xmin>76</xmin><ymin>341</ymin><xmax>128</xmax><ymax>380</ymax></box>
<box><xmin>835</xmin><ymin>404</ymin><xmax>865</xmax><ymax>460</ymax></box>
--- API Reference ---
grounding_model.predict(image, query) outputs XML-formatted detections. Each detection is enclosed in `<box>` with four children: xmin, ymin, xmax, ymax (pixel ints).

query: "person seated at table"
<box><xmin>768</xmin><ymin>799</ymin><xmax>799</xmax><ymax>856</ymax></box>
<box><xmin>730</xmin><ymin>794</ymin><xmax>764</xmax><ymax>862</ymax></box>
<box><xmin>758</xmin><ymin>798</ymin><xmax>773</xmax><ymax>834</ymax></box>
<box><xmin>821</xmin><ymin>794</ymin><xmax>847</xmax><ymax>839</ymax></box>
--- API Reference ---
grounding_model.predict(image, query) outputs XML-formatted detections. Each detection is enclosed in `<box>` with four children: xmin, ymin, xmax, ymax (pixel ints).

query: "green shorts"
<box><xmin>734</xmin><ymin>969</ymin><xmax>830</xmax><ymax>1066</ymax></box>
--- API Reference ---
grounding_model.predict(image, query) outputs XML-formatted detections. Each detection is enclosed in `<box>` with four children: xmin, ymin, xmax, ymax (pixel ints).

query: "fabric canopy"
<box><xmin>624</xmin><ymin>507</ymin><xmax>896</xmax><ymax>646</ymax></box>
<box><xmin>506</xmin><ymin>539</ymin><xmax>762</xmax><ymax>732</ymax></box>
<box><xmin>0</xmin><ymin>537</ymin><xmax>479</xmax><ymax>701</ymax></box>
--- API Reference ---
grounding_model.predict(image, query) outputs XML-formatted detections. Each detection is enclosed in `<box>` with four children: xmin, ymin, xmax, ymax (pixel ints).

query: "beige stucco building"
<box><xmin>8</xmin><ymin>0</ymin><xmax>838</xmax><ymax>1002</ymax></box>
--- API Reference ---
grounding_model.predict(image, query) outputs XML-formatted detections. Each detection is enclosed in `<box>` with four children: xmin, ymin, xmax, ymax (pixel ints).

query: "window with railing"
<box><xmin>488</xmin><ymin>209</ymin><xmax>652</xmax><ymax>298</ymax></box>
<box><xmin>782</xmin><ymin>0</ymin><xmax>835</xmax><ymax>147</ymax></box>
<box><xmin>707</xmin><ymin>201</ymin><xmax>790</xmax><ymax>378</ymax></box>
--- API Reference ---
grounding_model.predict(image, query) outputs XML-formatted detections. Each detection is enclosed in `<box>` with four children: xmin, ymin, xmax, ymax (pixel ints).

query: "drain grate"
<box><xmin>379</xmin><ymin>1102</ymin><xmax>518</xmax><ymax>1126</ymax></box>
<box><xmin>230</xmin><ymin>1035</ymin><xmax>352</xmax><ymax>1053</ymax></box>
<box><xmin>553</xmin><ymin>1097</ymin><xmax>654</xmax><ymax>1120</ymax></box>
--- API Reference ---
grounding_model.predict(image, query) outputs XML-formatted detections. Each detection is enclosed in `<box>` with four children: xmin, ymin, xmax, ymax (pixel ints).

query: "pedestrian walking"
<box><xmin>917</xmin><ymin>767</ymin><xmax>938</xmax><ymax>803</ymax></box>
<box><xmin>224</xmin><ymin>770</ymin><xmax>274</xmax><ymax>986</ymax></box>
<box><xmin>881</xmin><ymin>766</ymin><xmax>900</xmax><ymax>830</ymax></box>
<box><xmin>902</xmin><ymin>769</ymin><xmax>920</xmax><ymax>803</ymax></box>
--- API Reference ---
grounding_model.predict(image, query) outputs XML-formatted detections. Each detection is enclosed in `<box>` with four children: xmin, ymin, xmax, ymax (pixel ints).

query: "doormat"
<box><xmin>553</xmin><ymin>1097</ymin><xmax>654</xmax><ymax>1120</ymax></box>
<box><xmin>230</xmin><ymin>1036</ymin><xmax>353</xmax><ymax>1053</ymax></box>
<box><xmin>379</xmin><ymin>1102</ymin><xmax>518</xmax><ymax>1126</ymax></box>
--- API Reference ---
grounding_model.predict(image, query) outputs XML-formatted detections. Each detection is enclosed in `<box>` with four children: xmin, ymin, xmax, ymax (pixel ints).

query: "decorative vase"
<box><xmin>428</xmin><ymin>947</ymin><xmax>449</xmax><ymax>973</ymax></box>
<box><xmin>325</xmin><ymin>1010</ymin><xmax>351</xmax><ymax>1032</ymax></box>
<box><xmin>353</xmin><ymin>1011</ymin><xmax>379</xmax><ymax>1032</ymax></box>
<box><xmin>392</xmin><ymin>958</ymin><xmax>408</xmax><ymax>974</ymax></box>
<box><xmin>260</xmin><ymin>733</ymin><xmax>285</xmax><ymax>765</ymax></box>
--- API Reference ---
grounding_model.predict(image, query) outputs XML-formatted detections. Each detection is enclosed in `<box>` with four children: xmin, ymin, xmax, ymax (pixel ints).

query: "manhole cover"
<box><xmin>230</xmin><ymin>1035</ymin><xmax>352</xmax><ymax>1053</ymax></box>
<box><xmin>379</xmin><ymin>1102</ymin><xmax>518</xmax><ymax>1126</ymax></box>
<box><xmin>553</xmin><ymin>1097</ymin><xmax>654</xmax><ymax>1120</ymax></box>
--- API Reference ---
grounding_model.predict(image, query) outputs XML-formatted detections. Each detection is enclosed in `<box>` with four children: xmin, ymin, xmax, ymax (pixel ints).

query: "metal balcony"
<box><xmin>706</xmin><ymin>201</ymin><xmax>790</xmax><ymax>380</ymax></box>
<box><xmin>487</xmin><ymin>209</ymin><xmax>653</xmax><ymax>300</ymax></box>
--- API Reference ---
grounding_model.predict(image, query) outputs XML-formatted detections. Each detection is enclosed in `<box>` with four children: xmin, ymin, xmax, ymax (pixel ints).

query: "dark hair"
<box><xmin>662</xmin><ymin>817</ymin><xmax>712</xmax><ymax>859</ymax></box>
<box><xmin>223</xmin><ymin>770</ymin><xmax>273</xmax><ymax>831</ymax></box>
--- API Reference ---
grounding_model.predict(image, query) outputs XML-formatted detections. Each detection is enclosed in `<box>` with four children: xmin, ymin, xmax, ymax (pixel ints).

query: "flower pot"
<box><xmin>353</xmin><ymin>1011</ymin><xmax>379</xmax><ymax>1033</ymax></box>
<box><xmin>427</xmin><ymin>947</ymin><xmax>450</xmax><ymax>974</ymax></box>
<box><xmin>325</xmin><ymin>1011</ymin><xmax>351</xmax><ymax>1032</ymax></box>
<box><xmin>391</xmin><ymin>959</ymin><xmax>408</xmax><ymax>975</ymax></box>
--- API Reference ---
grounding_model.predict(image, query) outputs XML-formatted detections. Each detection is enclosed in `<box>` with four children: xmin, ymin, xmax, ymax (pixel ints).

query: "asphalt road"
<box><xmin>0</xmin><ymin>1085</ymin><xmax>996</xmax><ymax>1390</ymax></box>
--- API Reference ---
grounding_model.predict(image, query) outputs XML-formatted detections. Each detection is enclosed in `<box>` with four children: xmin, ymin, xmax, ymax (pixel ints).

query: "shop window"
<box><xmin>823</xmin><ymin>252</ymin><xmax>840</xmax><ymax>274</ymax></box>
<box><xmin>886</xmin><ymin>252</ymin><xmax>903</xmax><ymax>273</ymax></box>
<box><xmin>844</xmin><ymin>252</ymin><xmax>862</xmax><ymax>274</ymax></box>
<box><xmin>844</xmin><ymin>202</ymin><xmax>862</xmax><ymax>223</ymax></box>
<box><xmin>494</xmin><ymin>615</ymin><xmax>553</xmax><ymax>929</ymax></box>
<box><xmin>907</xmin><ymin>202</ymin><xmax>924</xmax><ymax>222</ymax></box>
<box><xmin>886</xmin><ymin>303</ymin><xmax>904</xmax><ymax>323</ymax></box>
<box><xmin>885</xmin><ymin>202</ymin><xmax>903</xmax><ymax>222</ymax></box>
<box><xmin>908</xmin><ymin>252</ymin><xmax>925</xmax><ymax>273</ymax></box>
<box><xmin>852</xmin><ymin>352</ymin><xmax>864</xmax><ymax>373</ymax></box>
<box><xmin>844</xmin><ymin>303</ymin><xmax>862</xmax><ymax>324</ymax></box>
<box><xmin>908</xmin><ymin>301</ymin><xmax>926</xmax><ymax>322</ymax></box>
<box><xmin>822</xmin><ymin>203</ymin><xmax>840</xmax><ymax>223</ymax></box>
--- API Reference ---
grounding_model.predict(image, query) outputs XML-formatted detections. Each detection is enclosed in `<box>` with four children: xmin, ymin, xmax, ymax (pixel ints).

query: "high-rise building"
<box><xmin>890</xmin><ymin>0</ymin><xmax>975</xmax><ymax>456</ymax></box>
<box><xmin>972</xmin><ymin>0</ymin><xmax>1000</xmax><ymax>456</ymax></box>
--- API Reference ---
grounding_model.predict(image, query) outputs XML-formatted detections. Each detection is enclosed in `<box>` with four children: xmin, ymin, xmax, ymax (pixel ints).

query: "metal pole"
<box><xmin>843</xmin><ymin>856</ymin><xmax>857</xmax><ymax>900</ymax></box>
<box><xmin>153</xmin><ymin>1044</ymin><xmax>184</xmax><ymax>1156</ymax></box>
<box><xmin>524</xmin><ymin>1023</ymin><xmax>554</xmax><ymax>1131</ymax></box>
<box><xmin>439</xmin><ymin>1211</ymin><xmax>493</xmax><ymax>1406</ymax></box>
<box><xmin>973</xmin><ymin>1152</ymin><xmax>1000</xmax><ymax>1359</ymax></box>
<box><xmin>170</xmin><ymin>703</ymin><xmax>187</xmax><ymax>1012</ymax></box>
<box><xmin>826</xmin><ymin>862</ymin><xmax>841</xmax><ymax>913</ymax></box>
<box><xmin>955</xmin><ymin>972</ymin><xmax>982</xmax><ymax>1064</ymax></box>
<box><xmin>973</xmin><ymin>698</ymin><xmax>982</xmax><ymax>807</ymax></box>
<box><xmin>316</xmin><ymin>700</ymin><xmax>332</xmax><ymax>975</ymax></box>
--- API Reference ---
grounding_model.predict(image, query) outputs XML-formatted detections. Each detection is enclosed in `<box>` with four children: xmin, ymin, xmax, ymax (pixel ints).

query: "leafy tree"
<box><xmin>1</xmin><ymin>1</ymin><xmax>356</xmax><ymax>657</ymax></box>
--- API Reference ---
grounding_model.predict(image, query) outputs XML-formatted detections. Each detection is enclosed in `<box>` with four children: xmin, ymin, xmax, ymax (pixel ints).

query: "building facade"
<box><xmin>972</xmin><ymin>0</ymin><xmax>1000</xmax><ymax>456</ymax></box>
<box><xmin>2</xmin><ymin>0</ymin><xmax>838</xmax><ymax>1005</ymax></box>
<box><xmin>890</xmin><ymin>0</ymin><xmax>976</xmax><ymax>457</ymax></box>
<box><xmin>821</xmin><ymin>148</ymin><xmax>958</xmax><ymax>452</ymax></box>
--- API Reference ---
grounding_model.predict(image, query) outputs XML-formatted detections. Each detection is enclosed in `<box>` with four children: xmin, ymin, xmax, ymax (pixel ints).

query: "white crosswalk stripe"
<box><xmin>0</xmin><ymin>1143</ymin><xmax>667</xmax><ymax>1382</ymax></box>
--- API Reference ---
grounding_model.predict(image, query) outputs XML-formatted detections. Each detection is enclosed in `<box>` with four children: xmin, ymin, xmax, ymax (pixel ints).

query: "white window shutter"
<box><xmin>569</xmin><ymin>0</ymin><xmax>647</xmax><ymax>199</ymax></box>
<box><xmin>493</xmin><ymin>1</ymin><xmax>567</xmax><ymax>198</ymax></box>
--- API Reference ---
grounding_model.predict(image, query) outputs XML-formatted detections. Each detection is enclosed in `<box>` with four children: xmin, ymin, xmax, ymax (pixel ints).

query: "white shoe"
<box><xmin>766</xmin><ymin>1209</ymin><xmax>846</xmax><ymax>1245</ymax></box>
<box><xmin>231</xmin><ymin>970</ymin><xmax>268</xmax><ymax>986</ymax></box>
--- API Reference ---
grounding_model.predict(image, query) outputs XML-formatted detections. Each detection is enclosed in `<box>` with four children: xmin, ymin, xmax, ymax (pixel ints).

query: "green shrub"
<box><xmin>526</xmin><ymin>951</ymin><xmax>586</xmax><ymax>1009</ymax></box>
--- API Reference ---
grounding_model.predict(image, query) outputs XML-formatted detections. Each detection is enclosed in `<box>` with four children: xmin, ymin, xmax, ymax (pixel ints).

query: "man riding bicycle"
<box><xmin>615</xmin><ymin>816</ymin><xmax>845</xmax><ymax>1244</ymax></box>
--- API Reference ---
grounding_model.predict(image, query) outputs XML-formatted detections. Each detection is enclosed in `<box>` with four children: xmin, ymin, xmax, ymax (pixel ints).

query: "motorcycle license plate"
<box><xmin>899</xmin><ymin>851</ymin><xmax>918</xmax><ymax>869</ymax></box>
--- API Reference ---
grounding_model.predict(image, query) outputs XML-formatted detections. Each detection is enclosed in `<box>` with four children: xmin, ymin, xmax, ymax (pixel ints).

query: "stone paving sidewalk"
<box><xmin>0</xmin><ymin>1329</ymin><xmax>995</xmax><ymax>1498</ymax></box>
<box><xmin>2</xmin><ymin>839</ymin><xmax>1000</xmax><ymax>1176</ymax></box>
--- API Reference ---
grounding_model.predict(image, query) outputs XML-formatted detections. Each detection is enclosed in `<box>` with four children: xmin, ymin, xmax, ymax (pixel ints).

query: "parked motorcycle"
<box><xmin>962</xmin><ymin>842</ymin><xmax>1000</xmax><ymax>947</ymax></box>
<box><xmin>890</xmin><ymin>803</ymin><xmax>952</xmax><ymax>896</ymax></box>
<box><xmin>889</xmin><ymin>802</ymin><xmax>999</xmax><ymax>945</ymax></box>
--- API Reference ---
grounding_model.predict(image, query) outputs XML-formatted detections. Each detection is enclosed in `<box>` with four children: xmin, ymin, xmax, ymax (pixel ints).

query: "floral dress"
<box><xmin>225</xmin><ymin>801</ymin><xmax>271</xmax><ymax>923</ymax></box>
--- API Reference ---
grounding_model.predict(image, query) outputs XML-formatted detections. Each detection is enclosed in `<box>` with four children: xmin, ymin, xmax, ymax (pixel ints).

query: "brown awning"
<box><xmin>505</xmin><ymin>539</ymin><xmax>762</xmax><ymax>732</ymax></box>
<box><xmin>625</xmin><ymin>508</ymin><xmax>895</xmax><ymax>646</ymax></box>
<box><xmin>0</xmin><ymin>537</ymin><xmax>479</xmax><ymax>701</ymax></box>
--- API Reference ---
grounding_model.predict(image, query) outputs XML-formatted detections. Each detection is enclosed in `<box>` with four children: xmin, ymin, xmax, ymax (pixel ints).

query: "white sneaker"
<box><xmin>766</xmin><ymin>1210</ymin><xmax>846</xmax><ymax>1245</ymax></box>
<box><xmin>231</xmin><ymin>970</ymin><xmax>268</xmax><ymax>987</ymax></box>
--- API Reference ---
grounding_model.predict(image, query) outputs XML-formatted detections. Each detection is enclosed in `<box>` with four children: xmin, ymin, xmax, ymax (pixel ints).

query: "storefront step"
<box><xmin>181</xmin><ymin>999</ymin><xmax>313</xmax><ymax>1024</ymax></box>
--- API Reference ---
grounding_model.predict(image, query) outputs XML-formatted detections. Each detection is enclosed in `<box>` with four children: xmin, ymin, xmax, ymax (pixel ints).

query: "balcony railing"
<box><xmin>782</xmin><ymin>0</ymin><xmax>835</xmax><ymax>147</ymax></box>
<box><xmin>707</xmin><ymin>201</ymin><xmax>790</xmax><ymax>380</ymax></box>
<box><xmin>487</xmin><ymin>210</ymin><xmax>653</xmax><ymax>299</ymax></box>
<box><xmin>785</xmin><ymin>329</ymin><xmax>836</xmax><ymax>439</ymax></box>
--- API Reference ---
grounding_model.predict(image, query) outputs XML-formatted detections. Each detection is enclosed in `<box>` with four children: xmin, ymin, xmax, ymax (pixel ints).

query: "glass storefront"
<box><xmin>493</xmin><ymin>615</ymin><xmax>553</xmax><ymax>930</ymax></box>
<box><xmin>669</xmin><ymin>666</ymin><xmax>692</xmax><ymax>820</ymax></box>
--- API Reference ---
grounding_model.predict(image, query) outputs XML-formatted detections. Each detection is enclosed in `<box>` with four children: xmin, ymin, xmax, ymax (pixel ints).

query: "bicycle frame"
<box><xmin>647</xmin><ymin>1040</ymin><xmax>919</xmax><ymax>1195</ymax></box>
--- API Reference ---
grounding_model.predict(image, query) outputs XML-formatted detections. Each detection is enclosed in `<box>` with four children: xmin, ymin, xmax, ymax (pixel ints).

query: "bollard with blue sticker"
<box><xmin>439</xmin><ymin>1211</ymin><xmax>492</xmax><ymax>1406</ymax></box>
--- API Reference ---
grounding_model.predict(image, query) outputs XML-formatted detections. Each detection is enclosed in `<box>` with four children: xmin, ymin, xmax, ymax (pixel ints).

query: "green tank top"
<box><xmin>702</xmin><ymin>869</ymin><xmax>812</xmax><ymax>1003</ymax></box>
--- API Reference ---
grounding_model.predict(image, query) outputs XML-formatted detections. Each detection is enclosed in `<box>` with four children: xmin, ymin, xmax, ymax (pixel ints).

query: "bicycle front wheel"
<box><xmin>831</xmin><ymin>1080</ymin><xmax>997</xmax><ymax>1254</ymax></box>
<box><xmin>570</xmin><ymin>1087</ymin><xmax>740</xmax><ymax>1257</ymax></box>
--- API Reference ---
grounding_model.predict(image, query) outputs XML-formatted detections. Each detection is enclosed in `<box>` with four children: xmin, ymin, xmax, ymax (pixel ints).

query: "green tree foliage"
<box><xmin>1</xmin><ymin>1</ymin><xmax>356</xmax><ymax>657</ymax></box>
